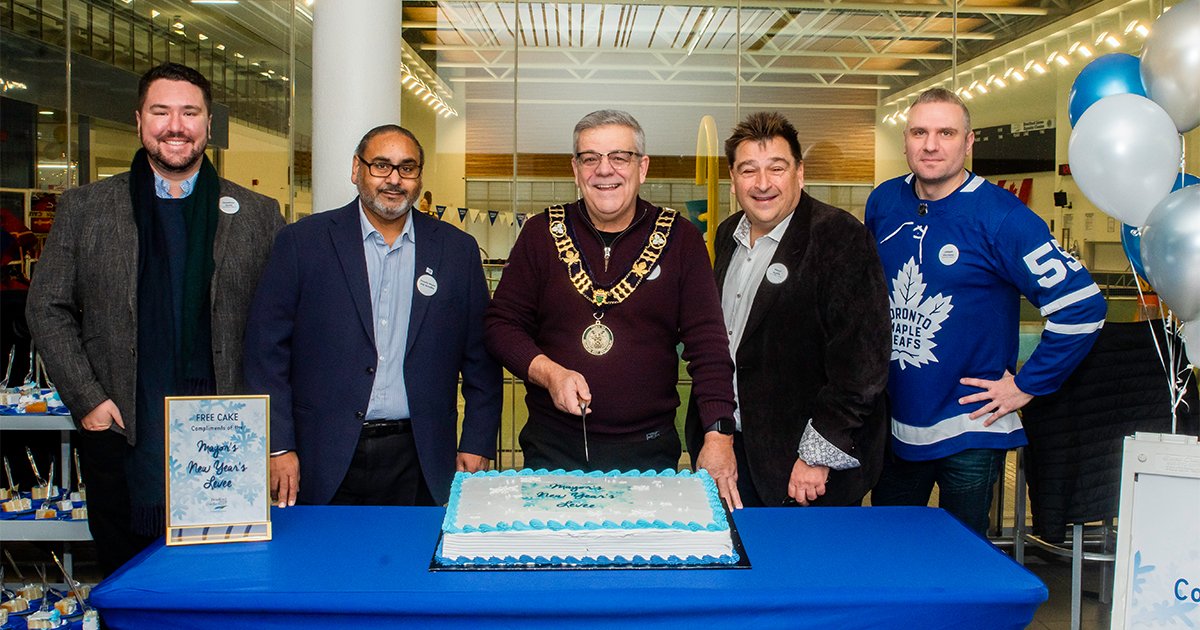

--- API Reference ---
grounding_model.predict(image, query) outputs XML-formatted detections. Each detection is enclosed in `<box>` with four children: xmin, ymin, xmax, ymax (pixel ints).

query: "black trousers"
<box><xmin>520</xmin><ymin>418</ymin><xmax>681</xmax><ymax>472</ymax></box>
<box><xmin>329</xmin><ymin>422</ymin><xmax>434</xmax><ymax>506</ymax></box>
<box><xmin>75</xmin><ymin>429</ymin><xmax>158</xmax><ymax>577</ymax></box>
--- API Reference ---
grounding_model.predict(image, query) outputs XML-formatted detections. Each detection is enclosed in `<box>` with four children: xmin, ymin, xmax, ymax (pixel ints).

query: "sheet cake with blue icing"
<box><xmin>436</xmin><ymin>469</ymin><xmax>738</xmax><ymax>567</ymax></box>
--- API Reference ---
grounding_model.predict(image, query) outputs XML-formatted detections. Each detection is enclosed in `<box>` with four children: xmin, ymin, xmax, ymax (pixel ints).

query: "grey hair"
<box><xmin>573</xmin><ymin>109</ymin><xmax>646</xmax><ymax>155</ymax></box>
<box><xmin>909</xmin><ymin>87</ymin><xmax>972</xmax><ymax>131</ymax></box>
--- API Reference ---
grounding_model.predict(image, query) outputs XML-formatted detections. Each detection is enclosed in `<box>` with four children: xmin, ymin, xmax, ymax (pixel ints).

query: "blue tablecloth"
<box><xmin>91</xmin><ymin>506</ymin><xmax>1046</xmax><ymax>629</ymax></box>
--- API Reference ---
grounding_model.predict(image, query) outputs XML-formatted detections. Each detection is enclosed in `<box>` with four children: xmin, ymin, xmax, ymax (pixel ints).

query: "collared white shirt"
<box><xmin>721</xmin><ymin>212</ymin><xmax>859</xmax><ymax>470</ymax></box>
<box><xmin>359</xmin><ymin>207</ymin><xmax>416</xmax><ymax>421</ymax></box>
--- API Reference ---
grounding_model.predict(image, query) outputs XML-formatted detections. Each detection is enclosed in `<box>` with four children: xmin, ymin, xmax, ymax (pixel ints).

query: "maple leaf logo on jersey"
<box><xmin>890</xmin><ymin>257</ymin><xmax>953</xmax><ymax>370</ymax></box>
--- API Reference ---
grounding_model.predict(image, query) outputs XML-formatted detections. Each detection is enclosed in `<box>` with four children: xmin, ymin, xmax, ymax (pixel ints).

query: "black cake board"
<box><xmin>429</xmin><ymin>505</ymin><xmax>751</xmax><ymax>571</ymax></box>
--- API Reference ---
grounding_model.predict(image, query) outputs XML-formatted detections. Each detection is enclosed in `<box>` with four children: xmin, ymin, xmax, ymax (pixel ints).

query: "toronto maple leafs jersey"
<box><xmin>864</xmin><ymin>172</ymin><xmax>1106</xmax><ymax>461</ymax></box>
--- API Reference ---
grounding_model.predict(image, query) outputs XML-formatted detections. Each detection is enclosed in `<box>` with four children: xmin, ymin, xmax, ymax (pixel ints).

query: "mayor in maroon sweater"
<box><xmin>485</xmin><ymin>110</ymin><xmax>740</xmax><ymax>503</ymax></box>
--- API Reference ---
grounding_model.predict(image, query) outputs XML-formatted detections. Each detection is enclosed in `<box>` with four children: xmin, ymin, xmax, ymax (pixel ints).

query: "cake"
<box><xmin>1</xmin><ymin>497</ymin><xmax>32</xmax><ymax>512</ymax></box>
<box><xmin>0</xmin><ymin>596</ymin><xmax>29</xmax><ymax>613</ymax></box>
<box><xmin>55</xmin><ymin>597</ymin><xmax>78</xmax><ymax>616</ymax></box>
<box><xmin>437</xmin><ymin>469</ymin><xmax>738</xmax><ymax>566</ymax></box>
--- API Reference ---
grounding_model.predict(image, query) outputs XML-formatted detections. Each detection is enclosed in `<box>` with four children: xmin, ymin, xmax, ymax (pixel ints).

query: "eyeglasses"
<box><xmin>574</xmin><ymin>150</ymin><xmax>642</xmax><ymax>170</ymax></box>
<box><xmin>357</xmin><ymin>155</ymin><xmax>422</xmax><ymax>179</ymax></box>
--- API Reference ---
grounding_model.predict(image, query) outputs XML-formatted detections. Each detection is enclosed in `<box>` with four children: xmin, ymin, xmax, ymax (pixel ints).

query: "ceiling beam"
<box><xmin>438</xmin><ymin>60</ymin><xmax>922</xmax><ymax>75</ymax></box>
<box><xmin>467</xmin><ymin>97</ymin><xmax>879</xmax><ymax>110</ymax></box>
<box><xmin>407</xmin><ymin>21</ymin><xmax>997</xmax><ymax>40</ymax></box>
<box><xmin>423</xmin><ymin>1</ymin><xmax>1051</xmax><ymax>17</ymax></box>
<box><xmin>452</xmin><ymin>76</ymin><xmax>891</xmax><ymax>89</ymax></box>
<box><xmin>422</xmin><ymin>42</ymin><xmax>954</xmax><ymax>60</ymax></box>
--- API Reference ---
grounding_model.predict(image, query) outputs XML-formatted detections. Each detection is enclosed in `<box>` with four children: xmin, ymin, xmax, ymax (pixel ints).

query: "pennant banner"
<box><xmin>488</xmin><ymin>210</ymin><xmax>499</xmax><ymax>225</ymax></box>
<box><xmin>435</xmin><ymin>205</ymin><xmax>447</xmax><ymax>220</ymax></box>
<box><xmin>516</xmin><ymin>213</ymin><xmax>527</xmax><ymax>229</ymax></box>
<box><xmin>457</xmin><ymin>207</ymin><xmax>468</xmax><ymax>223</ymax></box>
<box><xmin>470</xmin><ymin>209</ymin><xmax>483</xmax><ymax>223</ymax></box>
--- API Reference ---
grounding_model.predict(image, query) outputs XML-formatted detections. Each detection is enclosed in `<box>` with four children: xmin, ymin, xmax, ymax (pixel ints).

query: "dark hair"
<box><xmin>355</xmin><ymin>124</ymin><xmax>425</xmax><ymax>166</ymax></box>
<box><xmin>910</xmin><ymin>87</ymin><xmax>972</xmax><ymax>130</ymax></box>
<box><xmin>138</xmin><ymin>62</ymin><xmax>213</xmax><ymax>110</ymax></box>
<box><xmin>724</xmin><ymin>111</ymin><xmax>804</xmax><ymax>167</ymax></box>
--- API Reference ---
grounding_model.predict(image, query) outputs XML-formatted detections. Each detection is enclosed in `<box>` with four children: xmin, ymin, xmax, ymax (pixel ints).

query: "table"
<box><xmin>91</xmin><ymin>506</ymin><xmax>1047</xmax><ymax>629</ymax></box>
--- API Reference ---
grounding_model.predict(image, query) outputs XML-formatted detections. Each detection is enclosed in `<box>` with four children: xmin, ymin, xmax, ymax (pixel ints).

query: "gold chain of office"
<box><xmin>547</xmin><ymin>204</ymin><xmax>676</xmax><ymax>308</ymax></box>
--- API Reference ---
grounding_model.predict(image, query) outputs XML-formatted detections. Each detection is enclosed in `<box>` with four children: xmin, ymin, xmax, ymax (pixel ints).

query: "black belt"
<box><xmin>361</xmin><ymin>419</ymin><xmax>412</xmax><ymax>438</ymax></box>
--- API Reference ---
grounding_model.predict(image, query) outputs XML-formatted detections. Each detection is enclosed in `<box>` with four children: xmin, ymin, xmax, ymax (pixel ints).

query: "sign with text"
<box><xmin>165</xmin><ymin>395</ymin><xmax>271</xmax><ymax>545</ymax></box>
<box><xmin>1111</xmin><ymin>433</ymin><xmax>1200</xmax><ymax>628</ymax></box>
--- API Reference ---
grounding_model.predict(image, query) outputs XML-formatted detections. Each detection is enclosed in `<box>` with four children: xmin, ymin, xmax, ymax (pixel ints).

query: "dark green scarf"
<box><xmin>128</xmin><ymin>148</ymin><xmax>220</xmax><ymax>534</ymax></box>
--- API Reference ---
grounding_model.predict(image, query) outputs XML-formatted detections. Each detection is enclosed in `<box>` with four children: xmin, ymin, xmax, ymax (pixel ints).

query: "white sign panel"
<box><xmin>165</xmin><ymin>395</ymin><xmax>271</xmax><ymax>545</ymax></box>
<box><xmin>1112</xmin><ymin>433</ymin><xmax>1200</xmax><ymax>628</ymax></box>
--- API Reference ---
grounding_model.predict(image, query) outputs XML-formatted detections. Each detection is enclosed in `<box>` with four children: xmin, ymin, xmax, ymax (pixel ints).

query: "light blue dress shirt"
<box><xmin>153</xmin><ymin>171</ymin><xmax>200</xmax><ymax>199</ymax></box>
<box><xmin>359</xmin><ymin>207</ymin><xmax>416</xmax><ymax>421</ymax></box>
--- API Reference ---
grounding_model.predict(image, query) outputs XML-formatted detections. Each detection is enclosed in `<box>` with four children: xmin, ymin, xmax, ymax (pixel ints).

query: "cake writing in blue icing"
<box><xmin>437</xmin><ymin>469</ymin><xmax>738</xmax><ymax>567</ymax></box>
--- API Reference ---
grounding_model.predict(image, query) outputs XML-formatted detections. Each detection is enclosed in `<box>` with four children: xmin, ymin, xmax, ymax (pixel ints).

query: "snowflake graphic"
<box><xmin>890</xmin><ymin>257</ymin><xmax>953</xmax><ymax>370</ymax></box>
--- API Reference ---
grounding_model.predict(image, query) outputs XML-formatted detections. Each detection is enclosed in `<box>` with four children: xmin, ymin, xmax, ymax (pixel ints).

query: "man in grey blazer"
<box><xmin>26</xmin><ymin>62</ymin><xmax>283</xmax><ymax>575</ymax></box>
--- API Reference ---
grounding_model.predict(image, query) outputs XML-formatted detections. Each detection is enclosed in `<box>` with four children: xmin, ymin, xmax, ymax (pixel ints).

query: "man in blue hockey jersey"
<box><xmin>864</xmin><ymin>87</ymin><xmax>1106</xmax><ymax>535</ymax></box>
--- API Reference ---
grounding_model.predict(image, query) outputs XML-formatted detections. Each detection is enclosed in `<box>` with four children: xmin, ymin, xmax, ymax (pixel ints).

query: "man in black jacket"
<box><xmin>687</xmin><ymin>111</ymin><xmax>890</xmax><ymax>507</ymax></box>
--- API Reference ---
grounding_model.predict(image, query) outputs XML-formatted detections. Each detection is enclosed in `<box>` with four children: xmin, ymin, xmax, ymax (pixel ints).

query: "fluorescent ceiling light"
<box><xmin>1095</xmin><ymin>32</ymin><xmax>1121</xmax><ymax>48</ymax></box>
<box><xmin>1125</xmin><ymin>20</ymin><xmax>1149</xmax><ymax>37</ymax></box>
<box><xmin>1068</xmin><ymin>42</ymin><xmax>1093</xmax><ymax>58</ymax></box>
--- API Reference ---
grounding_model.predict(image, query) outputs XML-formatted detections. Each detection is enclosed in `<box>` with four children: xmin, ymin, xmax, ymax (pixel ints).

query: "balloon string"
<box><xmin>1132</xmin><ymin>254</ymin><xmax>1183</xmax><ymax>434</ymax></box>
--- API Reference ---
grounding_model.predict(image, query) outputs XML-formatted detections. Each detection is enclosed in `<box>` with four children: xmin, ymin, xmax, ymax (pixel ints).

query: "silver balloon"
<box><xmin>1068</xmin><ymin>93</ymin><xmax>1181</xmax><ymax>227</ymax></box>
<box><xmin>1141</xmin><ymin>0</ymin><xmax>1200</xmax><ymax>132</ymax></box>
<box><xmin>1142</xmin><ymin>185</ymin><xmax>1200</xmax><ymax>322</ymax></box>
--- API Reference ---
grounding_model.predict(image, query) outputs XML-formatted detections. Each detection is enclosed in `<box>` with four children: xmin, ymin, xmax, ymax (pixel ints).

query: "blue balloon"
<box><xmin>1121</xmin><ymin>172</ymin><xmax>1200</xmax><ymax>278</ymax></box>
<box><xmin>1121</xmin><ymin>223</ymin><xmax>1148</xmax><ymax>279</ymax></box>
<box><xmin>1069</xmin><ymin>53</ymin><xmax>1147</xmax><ymax>126</ymax></box>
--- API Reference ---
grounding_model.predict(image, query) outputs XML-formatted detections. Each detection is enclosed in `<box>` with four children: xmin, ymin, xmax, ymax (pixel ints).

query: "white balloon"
<box><xmin>1187</xmin><ymin>319</ymin><xmax>1200</xmax><ymax>367</ymax></box>
<box><xmin>1141</xmin><ymin>185</ymin><xmax>1200</xmax><ymax>322</ymax></box>
<box><xmin>1141</xmin><ymin>0</ymin><xmax>1200</xmax><ymax>132</ymax></box>
<box><xmin>1068</xmin><ymin>93</ymin><xmax>1181</xmax><ymax>227</ymax></box>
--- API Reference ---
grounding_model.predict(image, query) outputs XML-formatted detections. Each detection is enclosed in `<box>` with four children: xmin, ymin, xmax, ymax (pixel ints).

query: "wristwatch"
<box><xmin>706</xmin><ymin>418</ymin><xmax>735</xmax><ymax>435</ymax></box>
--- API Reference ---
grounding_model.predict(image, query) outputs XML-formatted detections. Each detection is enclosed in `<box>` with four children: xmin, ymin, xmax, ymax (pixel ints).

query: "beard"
<box><xmin>362</xmin><ymin>184</ymin><xmax>416</xmax><ymax>220</ymax></box>
<box><xmin>144</xmin><ymin>132</ymin><xmax>207</xmax><ymax>174</ymax></box>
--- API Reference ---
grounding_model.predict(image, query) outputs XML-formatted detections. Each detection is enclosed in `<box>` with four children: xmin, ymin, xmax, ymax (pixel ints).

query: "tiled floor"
<box><xmin>1022</xmin><ymin>548</ymin><xmax>1113</xmax><ymax>629</ymax></box>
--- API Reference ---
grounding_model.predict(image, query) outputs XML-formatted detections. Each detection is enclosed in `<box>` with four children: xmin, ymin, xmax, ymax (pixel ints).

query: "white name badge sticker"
<box><xmin>218</xmin><ymin>196</ymin><xmax>240</xmax><ymax>215</ymax></box>
<box><xmin>417</xmin><ymin>274</ymin><xmax>438</xmax><ymax>297</ymax></box>
<box><xmin>939</xmin><ymin>244</ymin><xmax>960</xmax><ymax>266</ymax></box>
<box><xmin>766</xmin><ymin>263</ymin><xmax>789</xmax><ymax>284</ymax></box>
<box><xmin>165</xmin><ymin>395</ymin><xmax>271</xmax><ymax>545</ymax></box>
